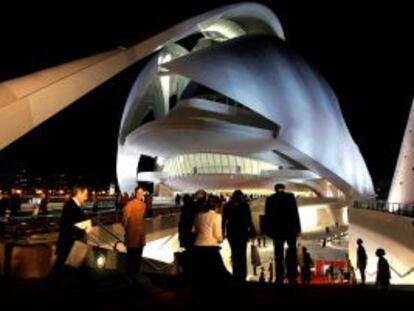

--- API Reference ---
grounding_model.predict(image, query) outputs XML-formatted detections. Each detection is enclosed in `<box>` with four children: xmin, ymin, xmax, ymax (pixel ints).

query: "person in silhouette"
<box><xmin>301</xmin><ymin>247</ymin><xmax>313</xmax><ymax>285</ymax></box>
<box><xmin>175</xmin><ymin>193</ymin><xmax>181</xmax><ymax>207</ymax></box>
<box><xmin>39</xmin><ymin>190</ymin><xmax>49</xmax><ymax>215</ymax></box>
<box><xmin>268</xmin><ymin>261</ymin><xmax>274</xmax><ymax>283</ymax></box>
<box><xmin>264</xmin><ymin>184</ymin><xmax>301</xmax><ymax>284</ymax></box>
<box><xmin>375</xmin><ymin>248</ymin><xmax>391</xmax><ymax>290</ymax></box>
<box><xmin>356</xmin><ymin>238</ymin><xmax>368</xmax><ymax>284</ymax></box>
<box><xmin>177</xmin><ymin>193</ymin><xmax>196</xmax><ymax>280</ymax></box>
<box><xmin>259</xmin><ymin>267</ymin><xmax>266</xmax><ymax>282</ymax></box>
<box><xmin>222</xmin><ymin>190</ymin><xmax>256</xmax><ymax>282</ymax></box>
<box><xmin>179</xmin><ymin>191</ymin><xmax>206</xmax><ymax>250</ymax></box>
<box><xmin>9</xmin><ymin>186</ymin><xmax>21</xmax><ymax>215</ymax></box>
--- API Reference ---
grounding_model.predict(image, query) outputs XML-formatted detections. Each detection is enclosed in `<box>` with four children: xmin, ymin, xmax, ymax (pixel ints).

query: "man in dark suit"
<box><xmin>264</xmin><ymin>184</ymin><xmax>301</xmax><ymax>284</ymax></box>
<box><xmin>45</xmin><ymin>185</ymin><xmax>90</xmax><ymax>287</ymax></box>
<box><xmin>55</xmin><ymin>185</ymin><xmax>89</xmax><ymax>268</ymax></box>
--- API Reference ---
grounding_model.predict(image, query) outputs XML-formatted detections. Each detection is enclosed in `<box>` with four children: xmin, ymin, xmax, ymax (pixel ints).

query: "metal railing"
<box><xmin>0</xmin><ymin>205</ymin><xmax>181</xmax><ymax>239</ymax></box>
<box><xmin>363</xmin><ymin>266</ymin><xmax>414</xmax><ymax>279</ymax></box>
<box><xmin>353</xmin><ymin>200</ymin><xmax>414</xmax><ymax>218</ymax></box>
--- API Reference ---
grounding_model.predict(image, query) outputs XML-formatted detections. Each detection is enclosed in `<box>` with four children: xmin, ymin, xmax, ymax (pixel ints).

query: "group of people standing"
<box><xmin>178</xmin><ymin>183</ymin><xmax>304</xmax><ymax>291</ymax></box>
<box><xmin>356</xmin><ymin>238</ymin><xmax>391</xmax><ymax>290</ymax></box>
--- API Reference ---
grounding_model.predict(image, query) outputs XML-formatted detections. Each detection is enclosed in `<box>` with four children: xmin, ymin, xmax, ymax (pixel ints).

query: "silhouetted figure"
<box><xmin>39</xmin><ymin>191</ymin><xmax>49</xmax><ymax>215</ymax></box>
<box><xmin>179</xmin><ymin>190</ymin><xmax>206</xmax><ymax>249</ymax></box>
<box><xmin>326</xmin><ymin>264</ymin><xmax>335</xmax><ymax>283</ymax></box>
<box><xmin>257</xmin><ymin>234</ymin><xmax>267</xmax><ymax>248</ymax></box>
<box><xmin>115</xmin><ymin>193</ymin><xmax>123</xmax><ymax>210</ymax></box>
<box><xmin>321</xmin><ymin>238</ymin><xmax>327</xmax><ymax>248</ymax></box>
<box><xmin>268</xmin><ymin>262</ymin><xmax>274</xmax><ymax>283</ymax></box>
<box><xmin>251</xmin><ymin>241</ymin><xmax>261</xmax><ymax>276</ymax></box>
<box><xmin>259</xmin><ymin>267</ymin><xmax>266</xmax><ymax>282</ymax></box>
<box><xmin>177</xmin><ymin>194</ymin><xmax>197</xmax><ymax>281</ymax></box>
<box><xmin>375</xmin><ymin>248</ymin><xmax>391</xmax><ymax>290</ymax></box>
<box><xmin>175</xmin><ymin>193</ymin><xmax>181</xmax><ymax>207</ymax></box>
<box><xmin>301</xmin><ymin>247</ymin><xmax>313</xmax><ymax>285</ymax></box>
<box><xmin>264</xmin><ymin>184</ymin><xmax>301</xmax><ymax>284</ymax></box>
<box><xmin>344</xmin><ymin>257</ymin><xmax>351</xmax><ymax>283</ymax></box>
<box><xmin>9</xmin><ymin>187</ymin><xmax>21</xmax><ymax>215</ymax></box>
<box><xmin>356</xmin><ymin>238</ymin><xmax>368</xmax><ymax>284</ymax></box>
<box><xmin>122</xmin><ymin>187</ymin><xmax>146</xmax><ymax>282</ymax></box>
<box><xmin>222</xmin><ymin>190</ymin><xmax>256</xmax><ymax>282</ymax></box>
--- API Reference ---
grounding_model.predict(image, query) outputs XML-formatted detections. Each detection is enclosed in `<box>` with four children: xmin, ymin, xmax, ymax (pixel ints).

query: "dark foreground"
<box><xmin>1</xmin><ymin>269</ymin><xmax>413</xmax><ymax>310</ymax></box>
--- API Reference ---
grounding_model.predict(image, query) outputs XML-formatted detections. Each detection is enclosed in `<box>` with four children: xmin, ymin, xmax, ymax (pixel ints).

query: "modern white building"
<box><xmin>116</xmin><ymin>4</ymin><xmax>374</xmax><ymax>201</ymax></box>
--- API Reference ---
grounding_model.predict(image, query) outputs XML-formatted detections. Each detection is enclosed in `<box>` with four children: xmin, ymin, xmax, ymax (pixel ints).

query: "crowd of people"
<box><xmin>175</xmin><ymin>182</ymin><xmax>308</xmax><ymax>302</ymax></box>
<box><xmin>23</xmin><ymin>182</ymin><xmax>390</xmax><ymax>294</ymax></box>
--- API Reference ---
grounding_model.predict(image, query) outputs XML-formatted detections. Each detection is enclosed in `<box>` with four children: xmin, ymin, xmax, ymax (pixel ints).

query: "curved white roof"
<box><xmin>116</xmin><ymin>4</ymin><xmax>374</xmax><ymax>199</ymax></box>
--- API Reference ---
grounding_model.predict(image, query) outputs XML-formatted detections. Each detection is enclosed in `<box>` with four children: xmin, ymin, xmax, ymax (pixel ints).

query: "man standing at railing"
<box><xmin>357</xmin><ymin>238</ymin><xmax>368</xmax><ymax>284</ymax></box>
<box><xmin>122</xmin><ymin>186</ymin><xmax>146</xmax><ymax>283</ymax></box>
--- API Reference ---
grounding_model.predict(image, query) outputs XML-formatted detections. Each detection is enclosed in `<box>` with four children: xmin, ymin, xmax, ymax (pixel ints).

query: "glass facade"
<box><xmin>162</xmin><ymin>153</ymin><xmax>279</xmax><ymax>177</ymax></box>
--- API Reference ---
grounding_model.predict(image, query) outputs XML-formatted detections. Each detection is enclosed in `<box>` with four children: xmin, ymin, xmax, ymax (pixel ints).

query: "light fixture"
<box><xmin>96</xmin><ymin>253</ymin><xmax>106</xmax><ymax>269</ymax></box>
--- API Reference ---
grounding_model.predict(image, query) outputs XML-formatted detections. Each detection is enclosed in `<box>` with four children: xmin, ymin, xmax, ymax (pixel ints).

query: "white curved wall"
<box><xmin>388</xmin><ymin>99</ymin><xmax>414</xmax><ymax>205</ymax></box>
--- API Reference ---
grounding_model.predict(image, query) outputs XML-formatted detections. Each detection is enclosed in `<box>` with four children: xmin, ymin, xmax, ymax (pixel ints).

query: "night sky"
<box><xmin>0</xmin><ymin>1</ymin><xmax>412</xmax><ymax>190</ymax></box>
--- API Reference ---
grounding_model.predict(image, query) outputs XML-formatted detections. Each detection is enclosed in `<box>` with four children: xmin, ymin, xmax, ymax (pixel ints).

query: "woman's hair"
<box><xmin>200</xmin><ymin>195</ymin><xmax>222</xmax><ymax>213</ymax></box>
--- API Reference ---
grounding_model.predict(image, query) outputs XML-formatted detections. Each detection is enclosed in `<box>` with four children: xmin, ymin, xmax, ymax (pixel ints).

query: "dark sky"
<box><xmin>0</xmin><ymin>1</ymin><xmax>412</xmax><ymax>189</ymax></box>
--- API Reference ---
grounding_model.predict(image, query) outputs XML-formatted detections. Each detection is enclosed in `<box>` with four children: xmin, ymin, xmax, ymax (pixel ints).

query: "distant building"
<box><xmin>14</xmin><ymin>168</ymin><xmax>29</xmax><ymax>192</ymax></box>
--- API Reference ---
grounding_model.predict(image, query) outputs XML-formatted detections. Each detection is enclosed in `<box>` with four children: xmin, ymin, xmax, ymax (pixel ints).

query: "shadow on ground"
<box><xmin>1</xmin><ymin>268</ymin><xmax>413</xmax><ymax>310</ymax></box>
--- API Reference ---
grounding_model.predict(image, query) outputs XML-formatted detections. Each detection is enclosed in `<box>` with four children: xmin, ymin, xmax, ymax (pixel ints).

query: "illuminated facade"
<box><xmin>388</xmin><ymin>99</ymin><xmax>414</xmax><ymax>206</ymax></box>
<box><xmin>116</xmin><ymin>4</ymin><xmax>374</xmax><ymax>200</ymax></box>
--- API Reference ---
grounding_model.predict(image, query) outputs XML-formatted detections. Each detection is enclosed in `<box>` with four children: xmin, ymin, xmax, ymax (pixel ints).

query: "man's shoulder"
<box><xmin>63</xmin><ymin>199</ymin><xmax>77</xmax><ymax>210</ymax></box>
<box><xmin>126</xmin><ymin>199</ymin><xmax>145</xmax><ymax>209</ymax></box>
<box><xmin>266</xmin><ymin>193</ymin><xmax>277</xmax><ymax>200</ymax></box>
<box><xmin>286</xmin><ymin>192</ymin><xmax>296</xmax><ymax>199</ymax></box>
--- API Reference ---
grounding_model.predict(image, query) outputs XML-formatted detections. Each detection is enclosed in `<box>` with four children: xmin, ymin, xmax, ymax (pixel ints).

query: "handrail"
<box><xmin>95</xmin><ymin>220</ymin><xmax>125</xmax><ymax>250</ymax></box>
<box><xmin>353</xmin><ymin>200</ymin><xmax>414</xmax><ymax>219</ymax></box>
<box><xmin>362</xmin><ymin>266</ymin><xmax>414</xmax><ymax>279</ymax></box>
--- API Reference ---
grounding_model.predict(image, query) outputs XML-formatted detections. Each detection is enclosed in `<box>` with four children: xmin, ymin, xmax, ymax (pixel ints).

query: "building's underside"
<box><xmin>116</xmin><ymin>4</ymin><xmax>374</xmax><ymax>200</ymax></box>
